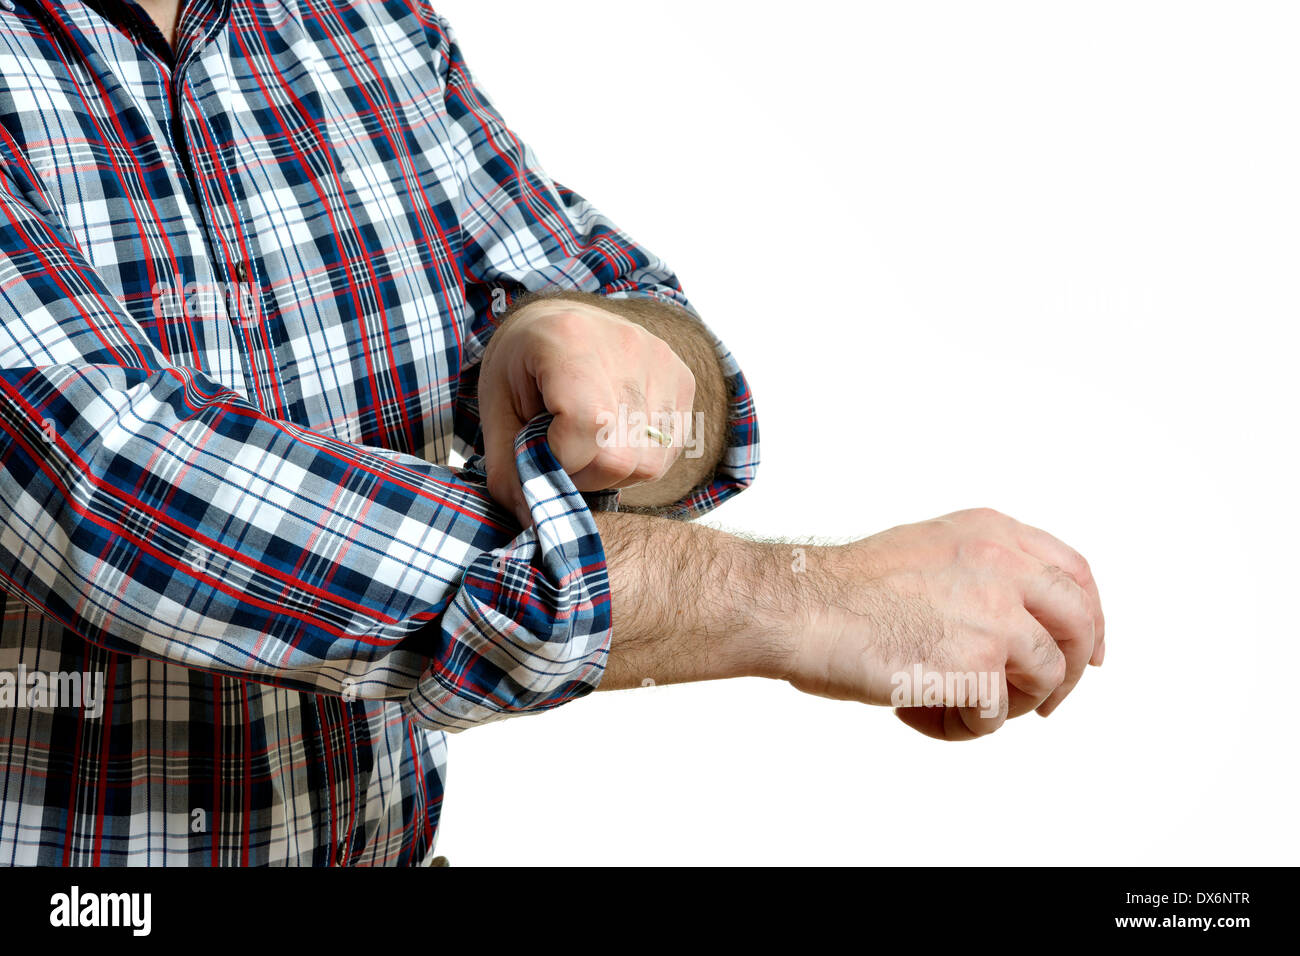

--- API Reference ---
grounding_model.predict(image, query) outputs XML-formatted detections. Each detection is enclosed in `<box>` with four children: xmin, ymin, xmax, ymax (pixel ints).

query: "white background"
<box><xmin>432</xmin><ymin>0</ymin><xmax>1298</xmax><ymax>865</ymax></box>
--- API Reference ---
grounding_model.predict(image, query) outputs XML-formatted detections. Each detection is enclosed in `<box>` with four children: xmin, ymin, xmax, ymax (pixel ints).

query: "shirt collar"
<box><xmin>50</xmin><ymin>0</ymin><xmax>233</xmax><ymax>66</ymax></box>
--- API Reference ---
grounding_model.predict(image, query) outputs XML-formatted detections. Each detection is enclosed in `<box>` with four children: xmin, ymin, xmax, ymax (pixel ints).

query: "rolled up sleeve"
<box><xmin>0</xmin><ymin>160</ymin><xmax>607</xmax><ymax>734</ymax></box>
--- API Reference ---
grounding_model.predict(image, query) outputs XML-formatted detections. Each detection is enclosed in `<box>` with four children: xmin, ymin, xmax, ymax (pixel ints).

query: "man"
<box><xmin>0</xmin><ymin>0</ymin><xmax>1103</xmax><ymax>866</ymax></box>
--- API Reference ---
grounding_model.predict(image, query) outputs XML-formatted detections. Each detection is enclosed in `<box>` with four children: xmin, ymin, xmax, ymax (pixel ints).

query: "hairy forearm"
<box><xmin>593</xmin><ymin>511</ymin><xmax>796</xmax><ymax>690</ymax></box>
<box><xmin>591</xmin><ymin>507</ymin><xmax>1105</xmax><ymax>740</ymax></box>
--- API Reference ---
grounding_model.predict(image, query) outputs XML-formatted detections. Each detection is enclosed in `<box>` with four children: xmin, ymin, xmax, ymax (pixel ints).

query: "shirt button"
<box><xmin>234</xmin><ymin>260</ymin><xmax>250</xmax><ymax>283</ymax></box>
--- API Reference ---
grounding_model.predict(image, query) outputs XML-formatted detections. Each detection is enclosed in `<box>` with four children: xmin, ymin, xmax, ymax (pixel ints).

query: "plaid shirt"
<box><xmin>0</xmin><ymin>0</ymin><xmax>758</xmax><ymax>865</ymax></box>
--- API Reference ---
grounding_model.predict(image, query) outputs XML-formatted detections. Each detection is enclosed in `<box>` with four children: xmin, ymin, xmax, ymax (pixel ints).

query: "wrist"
<box><xmin>705</xmin><ymin>530</ymin><xmax>802</xmax><ymax>682</ymax></box>
<box><xmin>744</xmin><ymin>540</ymin><xmax>856</xmax><ymax>683</ymax></box>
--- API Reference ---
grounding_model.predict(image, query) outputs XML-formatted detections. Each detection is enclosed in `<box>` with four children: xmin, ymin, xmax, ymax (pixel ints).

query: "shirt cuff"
<box><xmin>411</xmin><ymin>414</ymin><xmax>611</xmax><ymax>730</ymax></box>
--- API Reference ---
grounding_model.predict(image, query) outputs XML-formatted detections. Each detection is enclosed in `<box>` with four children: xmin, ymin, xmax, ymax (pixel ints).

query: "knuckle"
<box><xmin>964</xmin><ymin>538</ymin><xmax>1014</xmax><ymax>570</ymax></box>
<box><xmin>1076</xmin><ymin>595</ymin><xmax>1097</xmax><ymax>632</ymax></box>
<box><xmin>1045</xmin><ymin>563</ymin><xmax>1085</xmax><ymax>599</ymax></box>
<box><xmin>615</xmin><ymin>322</ymin><xmax>643</xmax><ymax>352</ymax></box>
<box><xmin>965</xmin><ymin>636</ymin><xmax>1005</xmax><ymax>675</ymax></box>
<box><xmin>544</xmin><ymin>309</ymin><xmax>587</xmax><ymax>340</ymax></box>
<box><xmin>965</xmin><ymin>580</ymin><xmax>1015</xmax><ymax>620</ymax></box>
<box><xmin>592</xmin><ymin>445</ymin><xmax>639</xmax><ymax>481</ymax></box>
<box><xmin>1063</xmin><ymin>582</ymin><xmax>1096</xmax><ymax>632</ymax></box>
<box><xmin>649</xmin><ymin>335</ymin><xmax>677</xmax><ymax>364</ymax></box>
<box><xmin>556</xmin><ymin>400</ymin><xmax>612</xmax><ymax>435</ymax></box>
<box><xmin>1041</xmin><ymin>563</ymin><xmax>1072</xmax><ymax>591</ymax></box>
<box><xmin>628</xmin><ymin>457</ymin><xmax>665</xmax><ymax>484</ymax></box>
<box><xmin>985</xmin><ymin>589</ymin><xmax>1017</xmax><ymax>619</ymax></box>
<box><xmin>617</xmin><ymin>378</ymin><xmax>647</xmax><ymax>409</ymax></box>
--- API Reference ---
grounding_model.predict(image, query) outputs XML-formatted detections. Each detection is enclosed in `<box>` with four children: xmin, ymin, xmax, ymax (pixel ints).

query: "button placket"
<box><xmin>171</xmin><ymin>78</ymin><xmax>263</xmax><ymax>402</ymax></box>
<box><xmin>173</xmin><ymin>58</ymin><xmax>294</xmax><ymax>412</ymax></box>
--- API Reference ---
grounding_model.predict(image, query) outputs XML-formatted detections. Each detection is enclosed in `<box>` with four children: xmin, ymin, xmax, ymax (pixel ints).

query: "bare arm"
<box><xmin>593</xmin><ymin>508</ymin><xmax>1106</xmax><ymax>740</ymax></box>
<box><xmin>593</xmin><ymin>511</ymin><xmax>791</xmax><ymax>690</ymax></box>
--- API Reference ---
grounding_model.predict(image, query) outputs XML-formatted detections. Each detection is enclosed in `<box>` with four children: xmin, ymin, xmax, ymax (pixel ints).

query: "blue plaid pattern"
<box><xmin>0</xmin><ymin>0</ymin><xmax>758</xmax><ymax>864</ymax></box>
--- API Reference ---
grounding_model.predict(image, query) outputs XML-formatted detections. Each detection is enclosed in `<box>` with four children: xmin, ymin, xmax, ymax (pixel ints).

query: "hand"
<box><xmin>782</xmin><ymin>508</ymin><xmax>1105</xmax><ymax>740</ymax></box>
<box><xmin>478</xmin><ymin>298</ymin><xmax>696</xmax><ymax>526</ymax></box>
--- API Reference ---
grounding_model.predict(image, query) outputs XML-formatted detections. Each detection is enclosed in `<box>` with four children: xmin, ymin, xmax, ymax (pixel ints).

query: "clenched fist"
<box><xmin>479</xmin><ymin>296</ymin><xmax>698</xmax><ymax>525</ymax></box>
<box><xmin>782</xmin><ymin>508</ymin><xmax>1105</xmax><ymax>739</ymax></box>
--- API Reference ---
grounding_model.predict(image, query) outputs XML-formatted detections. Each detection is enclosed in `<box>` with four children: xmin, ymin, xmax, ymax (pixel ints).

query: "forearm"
<box><xmin>593</xmin><ymin>505</ymin><xmax>1105</xmax><ymax>743</ymax></box>
<box><xmin>593</xmin><ymin>511</ymin><xmax>795</xmax><ymax>690</ymax></box>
